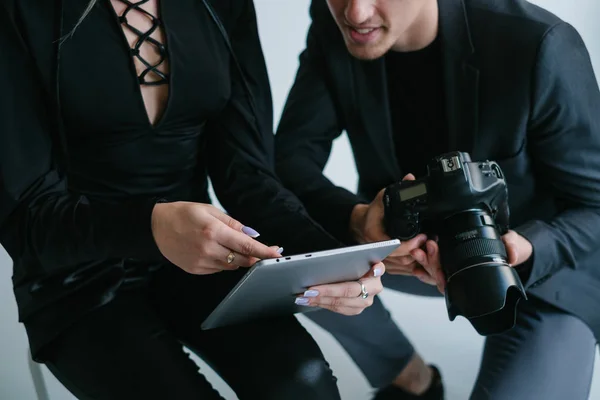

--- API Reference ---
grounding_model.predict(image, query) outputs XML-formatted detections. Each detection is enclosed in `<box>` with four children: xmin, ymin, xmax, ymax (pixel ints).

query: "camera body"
<box><xmin>383</xmin><ymin>151</ymin><xmax>509</xmax><ymax>243</ymax></box>
<box><xmin>383</xmin><ymin>151</ymin><xmax>526</xmax><ymax>335</ymax></box>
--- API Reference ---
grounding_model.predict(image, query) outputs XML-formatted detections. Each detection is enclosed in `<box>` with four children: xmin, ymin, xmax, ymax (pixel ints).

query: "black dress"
<box><xmin>0</xmin><ymin>0</ymin><xmax>342</xmax><ymax>398</ymax></box>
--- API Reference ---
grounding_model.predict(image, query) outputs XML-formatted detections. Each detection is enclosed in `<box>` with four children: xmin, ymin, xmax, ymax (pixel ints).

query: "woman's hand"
<box><xmin>294</xmin><ymin>263</ymin><xmax>386</xmax><ymax>315</ymax></box>
<box><xmin>151</xmin><ymin>201</ymin><xmax>282</xmax><ymax>275</ymax></box>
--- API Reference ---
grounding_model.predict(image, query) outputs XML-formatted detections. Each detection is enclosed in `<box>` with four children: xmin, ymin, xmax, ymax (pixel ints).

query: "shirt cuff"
<box><xmin>512</xmin><ymin>219</ymin><xmax>552</xmax><ymax>288</ymax></box>
<box><xmin>334</xmin><ymin>197</ymin><xmax>369</xmax><ymax>245</ymax></box>
<box><xmin>106</xmin><ymin>197</ymin><xmax>167</xmax><ymax>262</ymax></box>
<box><xmin>514</xmin><ymin>253</ymin><xmax>534</xmax><ymax>286</ymax></box>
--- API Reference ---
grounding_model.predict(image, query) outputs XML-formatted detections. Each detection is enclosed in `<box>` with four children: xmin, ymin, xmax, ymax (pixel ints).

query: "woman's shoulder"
<box><xmin>0</xmin><ymin>0</ymin><xmax>15</xmax><ymax>16</ymax></box>
<box><xmin>0</xmin><ymin>0</ymin><xmax>20</xmax><ymax>40</ymax></box>
<box><xmin>1</xmin><ymin>0</ymin><xmax>56</xmax><ymax>36</ymax></box>
<box><xmin>206</xmin><ymin>0</ymin><xmax>254</xmax><ymax>30</ymax></box>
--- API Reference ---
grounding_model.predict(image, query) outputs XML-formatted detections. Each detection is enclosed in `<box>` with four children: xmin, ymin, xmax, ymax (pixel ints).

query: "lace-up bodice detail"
<box><xmin>109</xmin><ymin>0</ymin><xmax>170</xmax><ymax>126</ymax></box>
<box><xmin>113</xmin><ymin>0</ymin><xmax>169</xmax><ymax>85</ymax></box>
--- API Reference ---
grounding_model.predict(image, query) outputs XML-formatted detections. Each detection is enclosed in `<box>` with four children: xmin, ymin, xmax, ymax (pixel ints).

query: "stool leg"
<box><xmin>27</xmin><ymin>349</ymin><xmax>50</xmax><ymax>400</ymax></box>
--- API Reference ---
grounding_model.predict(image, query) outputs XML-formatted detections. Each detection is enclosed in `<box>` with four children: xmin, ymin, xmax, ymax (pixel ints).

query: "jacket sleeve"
<box><xmin>274</xmin><ymin>3</ymin><xmax>367</xmax><ymax>245</ymax></box>
<box><xmin>0</xmin><ymin>9</ymin><xmax>164</xmax><ymax>278</ymax></box>
<box><xmin>513</xmin><ymin>22</ymin><xmax>600</xmax><ymax>287</ymax></box>
<box><xmin>205</xmin><ymin>0</ymin><xmax>343</xmax><ymax>255</ymax></box>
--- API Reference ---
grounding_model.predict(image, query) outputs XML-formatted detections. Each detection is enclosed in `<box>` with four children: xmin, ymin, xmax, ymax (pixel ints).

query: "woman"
<box><xmin>0</xmin><ymin>0</ymin><xmax>385</xmax><ymax>398</ymax></box>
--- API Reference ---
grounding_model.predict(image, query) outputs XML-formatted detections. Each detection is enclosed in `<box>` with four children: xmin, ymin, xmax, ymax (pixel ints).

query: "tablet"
<box><xmin>201</xmin><ymin>239</ymin><xmax>401</xmax><ymax>330</ymax></box>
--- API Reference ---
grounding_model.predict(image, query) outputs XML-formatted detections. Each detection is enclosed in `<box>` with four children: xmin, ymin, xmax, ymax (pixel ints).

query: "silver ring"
<box><xmin>357</xmin><ymin>279</ymin><xmax>369</xmax><ymax>299</ymax></box>
<box><xmin>226</xmin><ymin>251</ymin><xmax>236</xmax><ymax>264</ymax></box>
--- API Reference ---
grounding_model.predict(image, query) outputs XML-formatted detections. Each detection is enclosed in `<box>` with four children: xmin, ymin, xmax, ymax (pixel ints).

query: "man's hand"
<box><xmin>350</xmin><ymin>174</ymin><xmax>415</xmax><ymax>244</ymax></box>
<box><xmin>411</xmin><ymin>230</ymin><xmax>534</xmax><ymax>294</ymax></box>
<box><xmin>502</xmin><ymin>230</ymin><xmax>533</xmax><ymax>266</ymax></box>
<box><xmin>350</xmin><ymin>173</ymin><xmax>417</xmax><ymax>245</ymax></box>
<box><xmin>410</xmin><ymin>240</ymin><xmax>445</xmax><ymax>294</ymax></box>
<box><xmin>349</xmin><ymin>173</ymin><xmax>432</xmax><ymax>276</ymax></box>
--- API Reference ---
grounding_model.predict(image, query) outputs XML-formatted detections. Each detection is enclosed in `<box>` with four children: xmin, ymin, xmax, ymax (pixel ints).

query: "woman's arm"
<box><xmin>205</xmin><ymin>0</ymin><xmax>343</xmax><ymax>255</ymax></box>
<box><xmin>204</xmin><ymin>0</ymin><xmax>387</xmax><ymax>315</ymax></box>
<box><xmin>0</xmin><ymin>9</ymin><xmax>165</xmax><ymax>275</ymax></box>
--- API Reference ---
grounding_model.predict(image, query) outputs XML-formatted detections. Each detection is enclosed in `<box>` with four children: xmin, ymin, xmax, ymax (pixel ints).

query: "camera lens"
<box><xmin>438</xmin><ymin>209</ymin><xmax>526</xmax><ymax>336</ymax></box>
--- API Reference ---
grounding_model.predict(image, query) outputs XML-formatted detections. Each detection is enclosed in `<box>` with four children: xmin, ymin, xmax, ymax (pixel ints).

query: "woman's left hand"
<box><xmin>294</xmin><ymin>263</ymin><xmax>385</xmax><ymax>315</ymax></box>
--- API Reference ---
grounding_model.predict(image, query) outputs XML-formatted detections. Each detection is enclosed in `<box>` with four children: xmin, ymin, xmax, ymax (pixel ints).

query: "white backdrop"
<box><xmin>1</xmin><ymin>1</ymin><xmax>599</xmax><ymax>399</ymax></box>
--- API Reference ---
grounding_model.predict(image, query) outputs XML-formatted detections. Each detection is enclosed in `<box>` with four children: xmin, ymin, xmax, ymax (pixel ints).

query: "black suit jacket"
<box><xmin>0</xmin><ymin>0</ymin><xmax>343</xmax><ymax>358</ymax></box>
<box><xmin>275</xmin><ymin>0</ymin><xmax>600</xmax><ymax>339</ymax></box>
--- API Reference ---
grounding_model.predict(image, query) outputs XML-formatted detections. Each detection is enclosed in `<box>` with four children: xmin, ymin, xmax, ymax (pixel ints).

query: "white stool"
<box><xmin>27</xmin><ymin>349</ymin><xmax>50</xmax><ymax>400</ymax></box>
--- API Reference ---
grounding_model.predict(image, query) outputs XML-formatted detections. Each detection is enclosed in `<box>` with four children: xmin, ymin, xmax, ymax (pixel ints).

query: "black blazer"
<box><xmin>275</xmin><ymin>0</ymin><xmax>600</xmax><ymax>339</ymax></box>
<box><xmin>0</xmin><ymin>0</ymin><xmax>342</xmax><ymax>359</ymax></box>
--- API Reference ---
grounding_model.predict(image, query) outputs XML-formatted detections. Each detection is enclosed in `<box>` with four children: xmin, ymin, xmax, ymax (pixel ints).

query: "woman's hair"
<box><xmin>66</xmin><ymin>0</ymin><xmax>98</xmax><ymax>39</ymax></box>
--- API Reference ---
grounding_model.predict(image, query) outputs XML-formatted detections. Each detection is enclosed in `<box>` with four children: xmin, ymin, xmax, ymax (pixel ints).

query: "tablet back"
<box><xmin>201</xmin><ymin>239</ymin><xmax>400</xmax><ymax>330</ymax></box>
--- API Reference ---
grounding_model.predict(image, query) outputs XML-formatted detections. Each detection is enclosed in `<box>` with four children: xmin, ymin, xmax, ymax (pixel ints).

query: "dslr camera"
<box><xmin>383</xmin><ymin>151</ymin><xmax>527</xmax><ymax>335</ymax></box>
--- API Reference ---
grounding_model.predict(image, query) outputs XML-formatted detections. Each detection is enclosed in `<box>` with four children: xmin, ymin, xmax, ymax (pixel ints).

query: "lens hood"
<box><xmin>445</xmin><ymin>265</ymin><xmax>527</xmax><ymax>335</ymax></box>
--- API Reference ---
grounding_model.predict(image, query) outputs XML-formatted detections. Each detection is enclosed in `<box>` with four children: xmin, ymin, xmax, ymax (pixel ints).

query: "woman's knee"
<box><xmin>261</xmin><ymin>357</ymin><xmax>340</xmax><ymax>400</ymax></box>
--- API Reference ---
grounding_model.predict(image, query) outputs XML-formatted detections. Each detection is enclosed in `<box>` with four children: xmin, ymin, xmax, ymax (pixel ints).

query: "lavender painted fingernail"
<box><xmin>295</xmin><ymin>297</ymin><xmax>310</xmax><ymax>306</ymax></box>
<box><xmin>242</xmin><ymin>226</ymin><xmax>260</xmax><ymax>238</ymax></box>
<box><xmin>304</xmin><ymin>290</ymin><xmax>319</xmax><ymax>297</ymax></box>
<box><xmin>374</xmin><ymin>268</ymin><xmax>383</xmax><ymax>277</ymax></box>
<box><xmin>277</xmin><ymin>247</ymin><xmax>284</xmax><ymax>254</ymax></box>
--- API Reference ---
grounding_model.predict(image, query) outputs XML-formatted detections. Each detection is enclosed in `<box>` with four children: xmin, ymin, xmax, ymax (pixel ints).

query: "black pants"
<box><xmin>306</xmin><ymin>274</ymin><xmax>596</xmax><ymax>399</ymax></box>
<box><xmin>43</xmin><ymin>266</ymin><xmax>341</xmax><ymax>400</ymax></box>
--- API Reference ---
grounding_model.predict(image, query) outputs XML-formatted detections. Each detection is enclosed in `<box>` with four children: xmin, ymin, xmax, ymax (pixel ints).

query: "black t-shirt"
<box><xmin>385</xmin><ymin>36</ymin><xmax>448</xmax><ymax>178</ymax></box>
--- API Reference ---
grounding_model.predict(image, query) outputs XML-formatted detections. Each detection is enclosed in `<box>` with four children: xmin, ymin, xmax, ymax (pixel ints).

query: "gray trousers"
<box><xmin>305</xmin><ymin>274</ymin><xmax>597</xmax><ymax>400</ymax></box>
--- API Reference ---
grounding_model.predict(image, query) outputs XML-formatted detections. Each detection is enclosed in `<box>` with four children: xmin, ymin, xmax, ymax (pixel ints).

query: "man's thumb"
<box><xmin>402</xmin><ymin>173</ymin><xmax>416</xmax><ymax>181</ymax></box>
<box><xmin>502</xmin><ymin>236</ymin><xmax>519</xmax><ymax>266</ymax></box>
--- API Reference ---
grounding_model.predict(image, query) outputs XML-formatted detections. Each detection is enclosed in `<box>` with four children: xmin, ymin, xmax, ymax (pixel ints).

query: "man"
<box><xmin>275</xmin><ymin>0</ymin><xmax>600</xmax><ymax>399</ymax></box>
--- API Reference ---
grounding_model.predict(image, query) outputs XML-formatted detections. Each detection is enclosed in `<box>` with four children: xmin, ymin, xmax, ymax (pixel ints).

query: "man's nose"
<box><xmin>345</xmin><ymin>0</ymin><xmax>375</xmax><ymax>25</ymax></box>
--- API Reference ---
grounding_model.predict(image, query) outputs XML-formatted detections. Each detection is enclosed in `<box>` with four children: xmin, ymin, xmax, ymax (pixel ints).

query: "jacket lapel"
<box><xmin>439</xmin><ymin>0</ymin><xmax>480</xmax><ymax>156</ymax></box>
<box><xmin>15</xmin><ymin>0</ymin><xmax>60</xmax><ymax>99</ymax></box>
<box><xmin>349</xmin><ymin>0</ymin><xmax>479</xmax><ymax>181</ymax></box>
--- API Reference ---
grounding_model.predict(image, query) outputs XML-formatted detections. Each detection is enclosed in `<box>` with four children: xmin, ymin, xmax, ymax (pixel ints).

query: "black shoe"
<box><xmin>372</xmin><ymin>365</ymin><xmax>444</xmax><ymax>400</ymax></box>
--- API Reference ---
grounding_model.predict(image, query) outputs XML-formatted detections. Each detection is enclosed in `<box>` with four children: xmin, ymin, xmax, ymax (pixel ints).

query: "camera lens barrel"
<box><xmin>438</xmin><ymin>209</ymin><xmax>527</xmax><ymax>336</ymax></box>
<box><xmin>439</xmin><ymin>210</ymin><xmax>508</xmax><ymax>278</ymax></box>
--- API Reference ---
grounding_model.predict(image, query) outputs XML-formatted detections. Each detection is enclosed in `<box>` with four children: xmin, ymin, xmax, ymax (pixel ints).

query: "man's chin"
<box><xmin>345</xmin><ymin>42</ymin><xmax>389</xmax><ymax>61</ymax></box>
